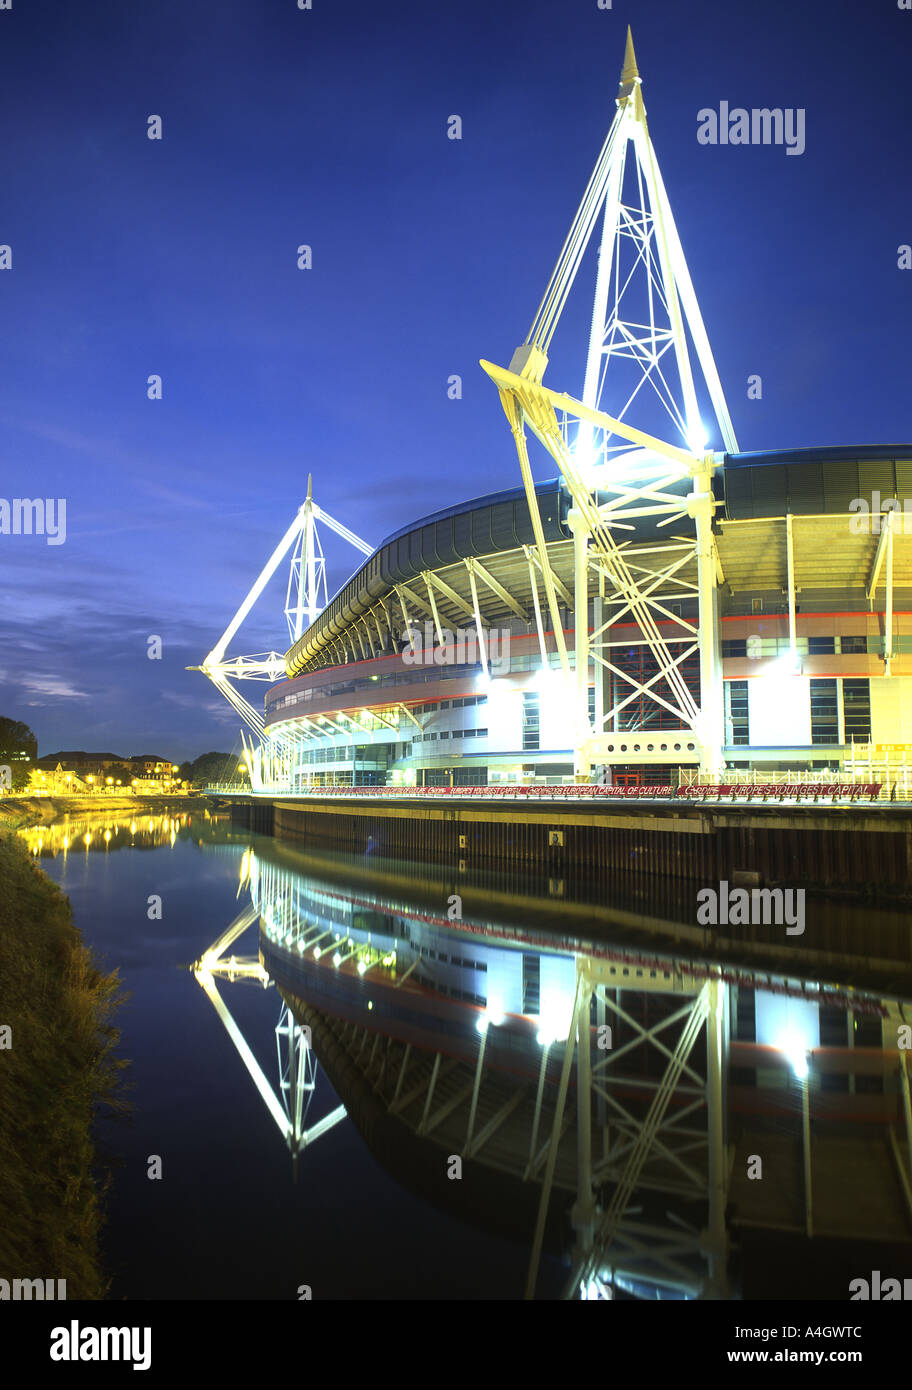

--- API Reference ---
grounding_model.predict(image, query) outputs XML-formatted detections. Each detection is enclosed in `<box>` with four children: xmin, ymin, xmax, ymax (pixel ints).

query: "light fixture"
<box><xmin>687</xmin><ymin>421</ymin><xmax>708</xmax><ymax>454</ymax></box>
<box><xmin>778</xmin><ymin>1030</ymin><xmax>809</xmax><ymax>1080</ymax></box>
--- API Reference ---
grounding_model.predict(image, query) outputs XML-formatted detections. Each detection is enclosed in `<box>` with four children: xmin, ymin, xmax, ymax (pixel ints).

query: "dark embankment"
<box><xmin>0</xmin><ymin>833</ymin><xmax>127</xmax><ymax>1298</ymax></box>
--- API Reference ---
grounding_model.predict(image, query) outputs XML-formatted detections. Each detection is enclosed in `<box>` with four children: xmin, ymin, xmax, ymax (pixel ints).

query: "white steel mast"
<box><xmin>482</xmin><ymin>28</ymin><xmax>738</xmax><ymax>779</ymax></box>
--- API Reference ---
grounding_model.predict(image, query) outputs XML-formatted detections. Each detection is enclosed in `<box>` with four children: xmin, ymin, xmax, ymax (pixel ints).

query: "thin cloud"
<box><xmin>21</xmin><ymin>676</ymin><xmax>91</xmax><ymax>700</ymax></box>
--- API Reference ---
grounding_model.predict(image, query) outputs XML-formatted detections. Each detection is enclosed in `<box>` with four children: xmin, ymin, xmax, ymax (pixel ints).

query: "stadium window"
<box><xmin>842</xmin><ymin>679</ymin><xmax>871</xmax><ymax>741</ymax></box>
<box><xmin>810</xmin><ymin>678</ymin><xmax>839</xmax><ymax>744</ymax></box>
<box><xmin>726</xmin><ymin>680</ymin><xmax>749</xmax><ymax>745</ymax></box>
<box><xmin>523</xmin><ymin>692</ymin><xmax>540</xmax><ymax>751</ymax></box>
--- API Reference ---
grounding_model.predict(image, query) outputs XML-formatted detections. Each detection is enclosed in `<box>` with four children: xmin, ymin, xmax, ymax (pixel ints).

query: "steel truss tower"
<box><xmin>189</xmin><ymin>476</ymin><xmax>372</xmax><ymax>789</ymax></box>
<box><xmin>192</xmin><ymin>851</ymin><xmax>346</xmax><ymax>1167</ymax></box>
<box><xmin>482</xmin><ymin>29</ymin><xmax>739</xmax><ymax>780</ymax></box>
<box><xmin>525</xmin><ymin>955</ymin><xmax>729</xmax><ymax>1300</ymax></box>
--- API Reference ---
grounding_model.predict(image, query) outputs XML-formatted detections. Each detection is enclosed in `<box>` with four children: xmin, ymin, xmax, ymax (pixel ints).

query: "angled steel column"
<box><xmin>526</xmin><ymin>970</ymin><xmax>584</xmax><ymax>1298</ymax></box>
<box><xmin>569</xmin><ymin>509</ymin><xmax>592</xmax><ymax>778</ymax></box>
<box><xmin>786</xmin><ymin>511</ymin><xmax>797</xmax><ymax>663</ymax></box>
<box><xmin>691</xmin><ymin>463</ymin><xmax>725</xmax><ymax>779</ymax></box>
<box><xmin>571</xmin><ymin>964</ymin><xmax>597</xmax><ymax>1259</ymax></box>
<box><xmin>703</xmin><ymin>975</ymin><xmax>729</xmax><ymax>1296</ymax></box>
<box><xmin>801</xmin><ymin>1070</ymin><xmax>814</xmax><ymax>1239</ymax></box>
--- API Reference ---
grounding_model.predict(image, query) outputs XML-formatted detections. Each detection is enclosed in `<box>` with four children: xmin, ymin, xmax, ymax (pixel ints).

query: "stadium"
<box><xmin>199</xmin><ymin>34</ymin><xmax>912</xmax><ymax>798</ymax></box>
<box><xmin>259</xmin><ymin>446</ymin><xmax>912</xmax><ymax>791</ymax></box>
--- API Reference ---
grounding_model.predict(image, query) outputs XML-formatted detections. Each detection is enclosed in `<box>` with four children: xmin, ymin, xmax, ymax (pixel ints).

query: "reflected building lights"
<box><xmin>234</xmin><ymin>842</ymin><xmax>910</xmax><ymax>1301</ymax></box>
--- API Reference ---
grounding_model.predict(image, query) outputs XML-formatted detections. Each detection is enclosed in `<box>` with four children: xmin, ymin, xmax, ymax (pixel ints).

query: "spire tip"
<box><xmin>619</xmin><ymin>27</ymin><xmax>641</xmax><ymax>97</ymax></box>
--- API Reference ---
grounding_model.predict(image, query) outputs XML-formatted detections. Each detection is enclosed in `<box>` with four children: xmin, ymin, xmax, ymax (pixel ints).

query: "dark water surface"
<box><xmin>28</xmin><ymin>810</ymin><xmax>560</xmax><ymax>1300</ymax></box>
<box><xmin>22</xmin><ymin>808</ymin><xmax>911</xmax><ymax>1303</ymax></box>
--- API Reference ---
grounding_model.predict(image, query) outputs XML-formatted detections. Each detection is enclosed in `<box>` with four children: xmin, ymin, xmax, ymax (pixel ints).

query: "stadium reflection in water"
<box><xmin>190</xmin><ymin>836</ymin><xmax>912</xmax><ymax>1302</ymax></box>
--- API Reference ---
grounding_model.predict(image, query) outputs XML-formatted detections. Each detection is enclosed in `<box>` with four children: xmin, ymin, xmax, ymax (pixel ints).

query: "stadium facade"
<box><xmin>202</xmin><ymin>37</ymin><xmax>910</xmax><ymax>793</ymax></box>
<box><xmin>262</xmin><ymin>443</ymin><xmax>912</xmax><ymax>789</ymax></box>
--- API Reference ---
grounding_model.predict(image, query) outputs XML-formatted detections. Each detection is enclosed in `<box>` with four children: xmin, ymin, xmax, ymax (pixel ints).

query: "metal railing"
<box><xmin>209</xmin><ymin>780</ymin><xmax>886</xmax><ymax>804</ymax></box>
<box><xmin>680</xmin><ymin>765</ymin><xmax>905</xmax><ymax>801</ymax></box>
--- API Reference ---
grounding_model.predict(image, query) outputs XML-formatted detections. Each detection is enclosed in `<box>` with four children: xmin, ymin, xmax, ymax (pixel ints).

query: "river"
<box><xmin>20</xmin><ymin>806</ymin><xmax>912</xmax><ymax>1302</ymax></box>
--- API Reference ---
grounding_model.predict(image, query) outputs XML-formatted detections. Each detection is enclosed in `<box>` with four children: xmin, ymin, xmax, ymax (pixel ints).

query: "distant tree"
<box><xmin>0</xmin><ymin>717</ymin><xmax>38</xmax><ymax>790</ymax></box>
<box><xmin>106</xmin><ymin>763</ymin><xmax>134</xmax><ymax>786</ymax></box>
<box><xmin>178</xmin><ymin>761</ymin><xmax>193</xmax><ymax>784</ymax></box>
<box><xmin>188</xmin><ymin>751</ymin><xmax>249</xmax><ymax>788</ymax></box>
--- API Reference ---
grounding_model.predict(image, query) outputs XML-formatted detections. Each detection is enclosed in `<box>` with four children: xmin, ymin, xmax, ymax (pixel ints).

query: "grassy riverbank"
<box><xmin>0</xmin><ymin>831</ymin><xmax>127</xmax><ymax>1298</ymax></box>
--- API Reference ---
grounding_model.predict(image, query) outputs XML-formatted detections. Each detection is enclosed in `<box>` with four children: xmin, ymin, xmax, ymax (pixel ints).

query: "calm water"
<box><xmin>21</xmin><ymin>808</ymin><xmax>911</xmax><ymax>1302</ymax></box>
<box><xmin>27</xmin><ymin>811</ymin><xmax>561</xmax><ymax>1300</ymax></box>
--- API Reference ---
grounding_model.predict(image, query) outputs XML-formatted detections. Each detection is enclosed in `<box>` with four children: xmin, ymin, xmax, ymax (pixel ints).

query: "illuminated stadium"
<box><xmin>257</xmin><ymin>446</ymin><xmax>912</xmax><ymax>790</ymax></box>
<box><xmin>197</xmin><ymin>34</ymin><xmax>912</xmax><ymax>797</ymax></box>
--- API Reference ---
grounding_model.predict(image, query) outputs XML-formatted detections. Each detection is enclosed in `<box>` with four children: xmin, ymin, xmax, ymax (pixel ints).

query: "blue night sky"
<box><xmin>0</xmin><ymin>0</ymin><xmax>909</xmax><ymax>760</ymax></box>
